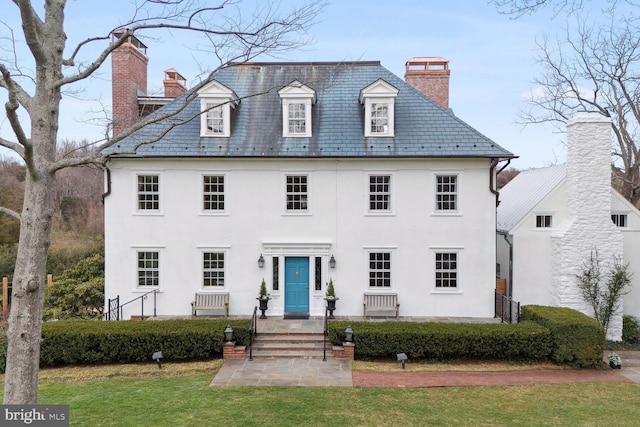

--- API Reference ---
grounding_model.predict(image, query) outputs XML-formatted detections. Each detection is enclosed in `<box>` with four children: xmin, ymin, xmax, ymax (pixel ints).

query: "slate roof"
<box><xmin>108</xmin><ymin>61</ymin><xmax>515</xmax><ymax>159</ymax></box>
<box><xmin>497</xmin><ymin>164</ymin><xmax>567</xmax><ymax>232</ymax></box>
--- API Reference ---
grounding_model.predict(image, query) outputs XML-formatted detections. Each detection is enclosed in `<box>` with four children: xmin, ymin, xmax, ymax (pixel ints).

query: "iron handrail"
<box><xmin>323</xmin><ymin>306</ymin><xmax>329</xmax><ymax>362</ymax></box>
<box><xmin>495</xmin><ymin>290</ymin><xmax>520</xmax><ymax>323</ymax></box>
<box><xmin>106</xmin><ymin>289</ymin><xmax>159</xmax><ymax>320</ymax></box>
<box><xmin>249</xmin><ymin>306</ymin><xmax>258</xmax><ymax>361</ymax></box>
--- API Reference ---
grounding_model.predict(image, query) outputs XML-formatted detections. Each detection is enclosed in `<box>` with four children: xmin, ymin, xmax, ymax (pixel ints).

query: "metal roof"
<box><xmin>108</xmin><ymin>61</ymin><xmax>515</xmax><ymax>159</ymax></box>
<box><xmin>497</xmin><ymin>164</ymin><xmax>567</xmax><ymax>232</ymax></box>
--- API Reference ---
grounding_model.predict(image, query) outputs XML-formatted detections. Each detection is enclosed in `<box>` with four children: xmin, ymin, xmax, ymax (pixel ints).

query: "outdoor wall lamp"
<box><xmin>329</xmin><ymin>254</ymin><xmax>336</xmax><ymax>269</ymax></box>
<box><xmin>224</xmin><ymin>325</ymin><xmax>234</xmax><ymax>342</ymax></box>
<box><xmin>258</xmin><ymin>254</ymin><xmax>265</xmax><ymax>268</ymax></box>
<box><xmin>344</xmin><ymin>325</ymin><xmax>353</xmax><ymax>342</ymax></box>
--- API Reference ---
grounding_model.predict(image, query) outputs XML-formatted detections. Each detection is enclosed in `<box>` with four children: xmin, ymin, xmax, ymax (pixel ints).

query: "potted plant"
<box><xmin>257</xmin><ymin>278</ymin><xmax>270</xmax><ymax>319</ymax></box>
<box><xmin>324</xmin><ymin>278</ymin><xmax>339</xmax><ymax>319</ymax></box>
<box><xmin>609</xmin><ymin>352</ymin><xmax>622</xmax><ymax>369</ymax></box>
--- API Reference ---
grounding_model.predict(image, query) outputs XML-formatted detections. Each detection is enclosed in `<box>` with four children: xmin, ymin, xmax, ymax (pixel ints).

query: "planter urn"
<box><xmin>257</xmin><ymin>297</ymin><xmax>269</xmax><ymax>319</ymax></box>
<box><xmin>324</xmin><ymin>297</ymin><xmax>339</xmax><ymax>319</ymax></box>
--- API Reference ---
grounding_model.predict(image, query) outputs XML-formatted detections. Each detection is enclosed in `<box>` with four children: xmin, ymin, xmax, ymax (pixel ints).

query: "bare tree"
<box><xmin>491</xmin><ymin>0</ymin><xmax>633</xmax><ymax>17</ymax></box>
<box><xmin>0</xmin><ymin>0</ymin><xmax>325</xmax><ymax>404</ymax></box>
<box><xmin>520</xmin><ymin>17</ymin><xmax>640</xmax><ymax>205</ymax></box>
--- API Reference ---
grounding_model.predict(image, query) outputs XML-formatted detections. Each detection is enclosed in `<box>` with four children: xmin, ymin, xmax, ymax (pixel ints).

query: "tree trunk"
<box><xmin>3</xmin><ymin>172</ymin><xmax>55</xmax><ymax>404</ymax></box>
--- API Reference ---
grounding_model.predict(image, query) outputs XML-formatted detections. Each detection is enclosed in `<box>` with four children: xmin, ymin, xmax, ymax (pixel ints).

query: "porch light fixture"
<box><xmin>224</xmin><ymin>325</ymin><xmax>234</xmax><ymax>342</ymax></box>
<box><xmin>329</xmin><ymin>254</ymin><xmax>336</xmax><ymax>269</ymax></box>
<box><xmin>344</xmin><ymin>325</ymin><xmax>353</xmax><ymax>342</ymax></box>
<box><xmin>258</xmin><ymin>254</ymin><xmax>265</xmax><ymax>268</ymax></box>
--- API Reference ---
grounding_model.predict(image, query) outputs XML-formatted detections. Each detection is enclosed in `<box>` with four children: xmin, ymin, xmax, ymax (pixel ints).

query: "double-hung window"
<box><xmin>203</xmin><ymin>252</ymin><xmax>225</xmax><ymax>287</ymax></box>
<box><xmin>138</xmin><ymin>251</ymin><xmax>159</xmax><ymax>287</ymax></box>
<box><xmin>359</xmin><ymin>79</ymin><xmax>398</xmax><ymax>137</ymax></box>
<box><xmin>369</xmin><ymin>175</ymin><xmax>391</xmax><ymax>211</ymax></box>
<box><xmin>137</xmin><ymin>175</ymin><xmax>159</xmax><ymax>211</ymax></box>
<box><xmin>205</xmin><ymin>103</ymin><xmax>224</xmax><ymax>135</ymax></box>
<box><xmin>436</xmin><ymin>175</ymin><xmax>457</xmax><ymax>211</ymax></box>
<box><xmin>279</xmin><ymin>81</ymin><xmax>316</xmax><ymax>137</ymax></box>
<box><xmin>198</xmin><ymin>81</ymin><xmax>238</xmax><ymax>138</ymax></box>
<box><xmin>286</xmin><ymin>175</ymin><xmax>308</xmax><ymax>211</ymax></box>
<box><xmin>203</xmin><ymin>175</ymin><xmax>225</xmax><ymax>211</ymax></box>
<box><xmin>435</xmin><ymin>252</ymin><xmax>457</xmax><ymax>288</ymax></box>
<box><xmin>369</xmin><ymin>252</ymin><xmax>391</xmax><ymax>287</ymax></box>
<box><xmin>288</xmin><ymin>102</ymin><xmax>307</xmax><ymax>134</ymax></box>
<box><xmin>370</xmin><ymin>103</ymin><xmax>389</xmax><ymax>134</ymax></box>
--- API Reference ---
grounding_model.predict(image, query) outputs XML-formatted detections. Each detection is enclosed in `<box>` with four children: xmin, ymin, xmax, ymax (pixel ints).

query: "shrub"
<box><xmin>623</xmin><ymin>315</ymin><xmax>640</xmax><ymax>344</ymax></box>
<box><xmin>44</xmin><ymin>253</ymin><xmax>105</xmax><ymax>320</ymax></box>
<box><xmin>28</xmin><ymin>318</ymin><xmax>250</xmax><ymax>371</ymax></box>
<box><xmin>327</xmin><ymin>320</ymin><xmax>552</xmax><ymax>362</ymax></box>
<box><xmin>521</xmin><ymin>305</ymin><xmax>605</xmax><ymax>368</ymax></box>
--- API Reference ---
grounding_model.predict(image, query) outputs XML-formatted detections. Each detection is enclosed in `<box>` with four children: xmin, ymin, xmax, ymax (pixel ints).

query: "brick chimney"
<box><xmin>163</xmin><ymin>69</ymin><xmax>187</xmax><ymax>98</ymax></box>
<box><xmin>404</xmin><ymin>57</ymin><xmax>450</xmax><ymax>109</ymax></box>
<box><xmin>111</xmin><ymin>32</ymin><xmax>148</xmax><ymax>136</ymax></box>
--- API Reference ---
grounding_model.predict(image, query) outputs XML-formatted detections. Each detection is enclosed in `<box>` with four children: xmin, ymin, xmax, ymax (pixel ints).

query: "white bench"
<box><xmin>363</xmin><ymin>292</ymin><xmax>399</xmax><ymax>319</ymax></box>
<box><xmin>191</xmin><ymin>292</ymin><xmax>229</xmax><ymax>317</ymax></box>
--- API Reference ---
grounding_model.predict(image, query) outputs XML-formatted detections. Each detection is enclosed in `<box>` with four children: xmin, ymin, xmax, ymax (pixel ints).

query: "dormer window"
<box><xmin>278</xmin><ymin>81</ymin><xmax>316</xmax><ymax>138</ymax></box>
<box><xmin>197</xmin><ymin>80</ymin><xmax>239</xmax><ymax>137</ymax></box>
<box><xmin>359</xmin><ymin>79</ymin><xmax>399</xmax><ymax>137</ymax></box>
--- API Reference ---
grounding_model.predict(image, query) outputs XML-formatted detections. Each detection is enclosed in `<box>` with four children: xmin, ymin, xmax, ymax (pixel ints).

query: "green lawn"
<box><xmin>2</xmin><ymin>363</ymin><xmax>638</xmax><ymax>427</ymax></box>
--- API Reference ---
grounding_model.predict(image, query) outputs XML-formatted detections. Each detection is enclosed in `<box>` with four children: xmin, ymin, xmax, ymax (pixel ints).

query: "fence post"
<box><xmin>47</xmin><ymin>274</ymin><xmax>52</xmax><ymax>286</ymax></box>
<box><xmin>2</xmin><ymin>277</ymin><xmax>8</xmax><ymax>315</ymax></box>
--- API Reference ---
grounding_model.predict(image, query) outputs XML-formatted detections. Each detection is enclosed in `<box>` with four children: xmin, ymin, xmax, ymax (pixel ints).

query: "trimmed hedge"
<box><xmin>520</xmin><ymin>305</ymin><xmax>605</xmax><ymax>368</ymax></box>
<box><xmin>328</xmin><ymin>320</ymin><xmax>552</xmax><ymax>362</ymax></box>
<box><xmin>1</xmin><ymin>318</ymin><xmax>250</xmax><ymax>372</ymax></box>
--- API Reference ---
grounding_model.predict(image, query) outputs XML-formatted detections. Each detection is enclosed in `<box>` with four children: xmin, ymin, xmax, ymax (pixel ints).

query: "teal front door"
<box><xmin>285</xmin><ymin>257</ymin><xmax>310</xmax><ymax>313</ymax></box>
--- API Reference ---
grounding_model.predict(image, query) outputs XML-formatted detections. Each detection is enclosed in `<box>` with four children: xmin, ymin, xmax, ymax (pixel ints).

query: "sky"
<box><xmin>0</xmin><ymin>0</ymin><xmax>596</xmax><ymax>170</ymax></box>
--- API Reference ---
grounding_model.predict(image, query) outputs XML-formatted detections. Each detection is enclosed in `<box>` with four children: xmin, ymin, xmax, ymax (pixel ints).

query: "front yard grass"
<box><xmin>1</xmin><ymin>360</ymin><xmax>639</xmax><ymax>426</ymax></box>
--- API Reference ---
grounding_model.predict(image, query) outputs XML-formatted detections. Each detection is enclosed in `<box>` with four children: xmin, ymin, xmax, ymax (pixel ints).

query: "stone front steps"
<box><xmin>249</xmin><ymin>332</ymin><xmax>331</xmax><ymax>359</ymax></box>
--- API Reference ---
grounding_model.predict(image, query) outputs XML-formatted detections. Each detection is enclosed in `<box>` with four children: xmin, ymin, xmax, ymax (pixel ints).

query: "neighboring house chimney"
<box><xmin>404</xmin><ymin>57</ymin><xmax>450</xmax><ymax>108</ymax></box>
<box><xmin>550</xmin><ymin>112</ymin><xmax>624</xmax><ymax>340</ymax></box>
<box><xmin>111</xmin><ymin>32</ymin><xmax>148</xmax><ymax>136</ymax></box>
<box><xmin>163</xmin><ymin>69</ymin><xmax>187</xmax><ymax>98</ymax></box>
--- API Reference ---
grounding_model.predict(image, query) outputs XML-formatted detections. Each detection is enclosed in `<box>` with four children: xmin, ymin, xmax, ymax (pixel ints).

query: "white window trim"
<box><xmin>284</xmin><ymin>173</ymin><xmax>311</xmax><ymax>214</ymax></box>
<box><xmin>364</xmin><ymin>98</ymin><xmax>395</xmax><ymax>137</ymax></box>
<box><xmin>200</xmin><ymin>98</ymin><xmax>232</xmax><ymax>137</ymax></box>
<box><xmin>366</xmin><ymin>173</ymin><xmax>394</xmax><ymax>215</ymax></box>
<box><xmin>534</xmin><ymin>213</ymin><xmax>554</xmax><ymax>229</ymax></box>
<box><xmin>201</xmin><ymin>173</ymin><xmax>227</xmax><ymax>215</ymax></box>
<box><xmin>201</xmin><ymin>249</ymin><xmax>227</xmax><ymax>290</ymax></box>
<box><xmin>429</xmin><ymin>246</ymin><xmax>463</xmax><ymax>294</ymax></box>
<box><xmin>282</xmin><ymin>99</ymin><xmax>313</xmax><ymax>137</ymax></box>
<box><xmin>359</xmin><ymin>79</ymin><xmax>399</xmax><ymax>137</ymax></box>
<box><xmin>434</xmin><ymin>173</ymin><xmax>459</xmax><ymax>214</ymax></box>
<box><xmin>364</xmin><ymin>247</ymin><xmax>397</xmax><ymax>289</ymax></box>
<box><xmin>131</xmin><ymin>246</ymin><xmax>165</xmax><ymax>292</ymax></box>
<box><xmin>278</xmin><ymin>81</ymin><xmax>316</xmax><ymax>138</ymax></box>
<box><xmin>134</xmin><ymin>173</ymin><xmax>163</xmax><ymax>215</ymax></box>
<box><xmin>197</xmin><ymin>80</ymin><xmax>238</xmax><ymax>138</ymax></box>
<box><xmin>611</xmin><ymin>212</ymin><xmax>629</xmax><ymax>228</ymax></box>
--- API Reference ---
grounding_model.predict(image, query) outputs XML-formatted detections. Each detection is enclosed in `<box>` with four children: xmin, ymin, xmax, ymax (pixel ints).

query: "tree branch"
<box><xmin>12</xmin><ymin>0</ymin><xmax>47</xmax><ymax>64</ymax></box>
<box><xmin>0</xmin><ymin>136</ymin><xmax>26</xmax><ymax>159</ymax></box>
<box><xmin>0</xmin><ymin>206</ymin><xmax>21</xmax><ymax>222</ymax></box>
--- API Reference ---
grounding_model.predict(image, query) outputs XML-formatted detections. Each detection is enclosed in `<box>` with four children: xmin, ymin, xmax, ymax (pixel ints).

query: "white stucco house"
<box><xmin>104</xmin><ymin>36</ymin><xmax>515</xmax><ymax>320</ymax></box>
<box><xmin>497</xmin><ymin>112</ymin><xmax>640</xmax><ymax>340</ymax></box>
